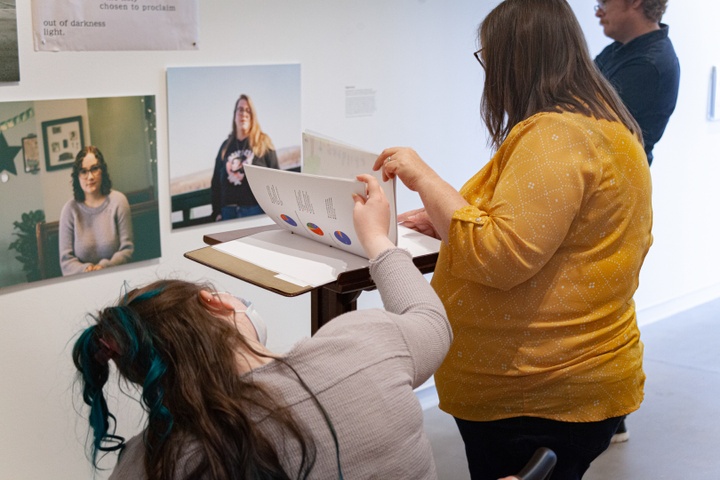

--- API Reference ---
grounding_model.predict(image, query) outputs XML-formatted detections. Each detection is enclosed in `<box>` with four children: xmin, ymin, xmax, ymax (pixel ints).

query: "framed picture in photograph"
<box><xmin>42</xmin><ymin>116</ymin><xmax>84</xmax><ymax>171</ymax></box>
<box><xmin>22</xmin><ymin>134</ymin><xmax>39</xmax><ymax>173</ymax></box>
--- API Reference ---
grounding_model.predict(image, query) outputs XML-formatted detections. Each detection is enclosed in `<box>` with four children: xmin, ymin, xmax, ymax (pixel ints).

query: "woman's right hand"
<box><xmin>373</xmin><ymin>147</ymin><xmax>440</xmax><ymax>193</ymax></box>
<box><xmin>375</xmin><ymin>145</ymin><xmax>468</xmax><ymax>243</ymax></box>
<box><xmin>353</xmin><ymin>174</ymin><xmax>395</xmax><ymax>259</ymax></box>
<box><xmin>398</xmin><ymin>208</ymin><xmax>440</xmax><ymax>239</ymax></box>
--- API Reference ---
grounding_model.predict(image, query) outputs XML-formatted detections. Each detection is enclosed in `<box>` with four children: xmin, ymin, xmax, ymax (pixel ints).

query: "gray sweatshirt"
<box><xmin>109</xmin><ymin>248</ymin><xmax>451</xmax><ymax>479</ymax></box>
<box><xmin>59</xmin><ymin>190</ymin><xmax>134</xmax><ymax>275</ymax></box>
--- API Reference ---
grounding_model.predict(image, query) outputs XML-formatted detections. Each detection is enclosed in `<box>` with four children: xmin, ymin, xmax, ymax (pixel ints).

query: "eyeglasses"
<box><xmin>78</xmin><ymin>165</ymin><xmax>101</xmax><ymax>178</ymax></box>
<box><xmin>473</xmin><ymin>48</ymin><xmax>485</xmax><ymax>69</ymax></box>
<box><xmin>594</xmin><ymin>0</ymin><xmax>608</xmax><ymax>12</ymax></box>
<box><xmin>236</xmin><ymin>107</ymin><xmax>252</xmax><ymax>115</ymax></box>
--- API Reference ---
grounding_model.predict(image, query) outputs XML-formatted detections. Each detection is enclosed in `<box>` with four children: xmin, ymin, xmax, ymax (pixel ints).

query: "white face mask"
<box><xmin>232</xmin><ymin>296</ymin><xmax>268</xmax><ymax>346</ymax></box>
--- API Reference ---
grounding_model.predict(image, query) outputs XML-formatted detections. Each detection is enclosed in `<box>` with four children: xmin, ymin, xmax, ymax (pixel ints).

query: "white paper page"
<box><xmin>31</xmin><ymin>1</ymin><xmax>198</xmax><ymax>51</ymax></box>
<box><xmin>244</xmin><ymin>165</ymin><xmax>369</xmax><ymax>258</ymax></box>
<box><xmin>397</xmin><ymin>225</ymin><xmax>442</xmax><ymax>257</ymax></box>
<box><xmin>213</xmin><ymin>230</ymin><xmax>370</xmax><ymax>287</ymax></box>
<box><xmin>302</xmin><ymin>132</ymin><xmax>398</xmax><ymax>243</ymax></box>
<box><xmin>211</xmin><ymin>226</ymin><xmax>439</xmax><ymax>288</ymax></box>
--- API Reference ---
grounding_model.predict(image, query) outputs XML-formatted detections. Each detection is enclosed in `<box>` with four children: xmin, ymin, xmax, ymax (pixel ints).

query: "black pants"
<box><xmin>454</xmin><ymin>415</ymin><xmax>622</xmax><ymax>480</ymax></box>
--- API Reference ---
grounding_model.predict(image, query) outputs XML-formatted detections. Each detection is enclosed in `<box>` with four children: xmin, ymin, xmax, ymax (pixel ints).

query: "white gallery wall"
<box><xmin>0</xmin><ymin>1</ymin><xmax>717</xmax><ymax>478</ymax></box>
<box><xmin>577</xmin><ymin>1</ymin><xmax>720</xmax><ymax>322</ymax></box>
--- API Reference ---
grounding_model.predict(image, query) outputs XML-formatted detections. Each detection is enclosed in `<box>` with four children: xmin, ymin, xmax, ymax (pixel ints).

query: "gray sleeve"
<box><xmin>108</xmin><ymin>434</ymin><xmax>146</xmax><ymax>480</ymax></box>
<box><xmin>58</xmin><ymin>201</ymin><xmax>90</xmax><ymax>276</ymax></box>
<box><xmin>109</xmin><ymin>433</ymin><xmax>204</xmax><ymax>480</ymax></box>
<box><xmin>99</xmin><ymin>192</ymin><xmax>134</xmax><ymax>267</ymax></box>
<box><xmin>369</xmin><ymin>248</ymin><xmax>452</xmax><ymax>388</ymax></box>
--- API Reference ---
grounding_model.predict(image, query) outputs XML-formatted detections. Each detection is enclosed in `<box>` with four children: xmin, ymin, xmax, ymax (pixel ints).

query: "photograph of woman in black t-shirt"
<box><xmin>211</xmin><ymin>94</ymin><xmax>279</xmax><ymax>221</ymax></box>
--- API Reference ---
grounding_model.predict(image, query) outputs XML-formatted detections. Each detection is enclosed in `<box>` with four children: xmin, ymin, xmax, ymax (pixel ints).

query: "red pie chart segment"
<box><xmin>306</xmin><ymin>223</ymin><xmax>324</xmax><ymax>236</ymax></box>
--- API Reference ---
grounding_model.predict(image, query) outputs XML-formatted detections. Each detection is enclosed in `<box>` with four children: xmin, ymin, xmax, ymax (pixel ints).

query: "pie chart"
<box><xmin>334</xmin><ymin>230</ymin><xmax>352</xmax><ymax>245</ymax></box>
<box><xmin>307</xmin><ymin>222</ymin><xmax>324</xmax><ymax>236</ymax></box>
<box><xmin>280</xmin><ymin>214</ymin><xmax>297</xmax><ymax>227</ymax></box>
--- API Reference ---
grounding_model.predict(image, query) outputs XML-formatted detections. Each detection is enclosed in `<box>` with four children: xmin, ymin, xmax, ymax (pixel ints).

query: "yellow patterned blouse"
<box><xmin>433</xmin><ymin>111</ymin><xmax>652</xmax><ymax>422</ymax></box>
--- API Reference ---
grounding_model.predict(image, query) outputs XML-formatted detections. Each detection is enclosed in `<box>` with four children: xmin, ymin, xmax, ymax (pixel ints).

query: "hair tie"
<box><xmin>95</xmin><ymin>337</ymin><xmax>121</xmax><ymax>364</ymax></box>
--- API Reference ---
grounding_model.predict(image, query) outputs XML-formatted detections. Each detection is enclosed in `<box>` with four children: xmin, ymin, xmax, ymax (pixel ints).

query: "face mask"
<box><xmin>232</xmin><ymin>296</ymin><xmax>268</xmax><ymax>346</ymax></box>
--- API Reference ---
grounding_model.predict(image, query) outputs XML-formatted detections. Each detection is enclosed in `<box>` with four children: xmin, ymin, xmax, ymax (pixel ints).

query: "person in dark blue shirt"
<box><xmin>594</xmin><ymin>0</ymin><xmax>679</xmax><ymax>166</ymax></box>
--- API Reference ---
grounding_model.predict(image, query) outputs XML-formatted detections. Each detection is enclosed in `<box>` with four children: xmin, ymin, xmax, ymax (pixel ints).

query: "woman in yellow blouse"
<box><xmin>374</xmin><ymin>0</ymin><xmax>652</xmax><ymax>479</ymax></box>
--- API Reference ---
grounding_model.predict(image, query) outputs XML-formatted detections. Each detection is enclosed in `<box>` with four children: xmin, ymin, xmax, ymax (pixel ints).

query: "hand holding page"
<box><xmin>244</xmin><ymin>165</ymin><xmax>372</xmax><ymax>258</ymax></box>
<box><xmin>301</xmin><ymin>132</ymin><xmax>398</xmax><ymax>241</ymax></box>
<box><xmin>243</xmin><ymin>132</ymin><xmax>398</xmax><ymax>259</ymax></box>
<box><xmin>185</xmin><ymin>132</ymin><xmax>439</xmax><ymax>293</ymax></box>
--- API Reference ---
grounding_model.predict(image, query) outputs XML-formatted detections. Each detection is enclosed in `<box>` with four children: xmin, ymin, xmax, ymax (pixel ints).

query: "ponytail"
<box><xmin>73</xmin><ymin>280</ymin><xmax>316</xmax><ymax>479</ymax></box>
<box><xmin>72</xmin><ymin>326</ymin><xmax>125</xmax><ymax>467</ymax></box>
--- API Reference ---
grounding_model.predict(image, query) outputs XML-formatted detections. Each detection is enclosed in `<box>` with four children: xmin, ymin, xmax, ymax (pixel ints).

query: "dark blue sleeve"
<box><xmin>610</xmin><ymin>62</ymin><xmax>663</xmax><ymax>147</ymax></box>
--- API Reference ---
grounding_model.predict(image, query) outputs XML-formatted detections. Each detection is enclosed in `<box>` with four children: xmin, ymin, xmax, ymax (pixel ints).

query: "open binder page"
<box><xmin>210</xmin><ymin>225</ymin><xmax>440</xmax><ymax>288</ymax></box>
<box><xmin>244</xmin><ymin>165</ymin><xmax>371</xmax><ymax>258</ymax></box>
<box><xmin>302</xmin><ymin>132</ymin><xmax>398</xmax><ymax>243</ymax></box>
<box><xmin>212</xmin><ymin>229</ymin><xmax>370</xmax><ymax>287</ymax></box>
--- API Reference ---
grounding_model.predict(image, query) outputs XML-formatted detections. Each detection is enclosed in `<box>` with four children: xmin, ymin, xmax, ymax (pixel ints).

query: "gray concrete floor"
<box><xmin>424</xmin><ymin>297</ymin><xmax>720</xmax><ymax>479</ymax></box>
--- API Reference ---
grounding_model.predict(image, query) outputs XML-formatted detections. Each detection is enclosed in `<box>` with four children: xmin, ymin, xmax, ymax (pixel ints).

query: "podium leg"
<box><xmin>310</xmin><ymin>288</ymin><xmax>362</xmax><ymax>335</ymax></box>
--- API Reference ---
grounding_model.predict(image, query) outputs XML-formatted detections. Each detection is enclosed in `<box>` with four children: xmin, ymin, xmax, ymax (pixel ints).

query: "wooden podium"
<box><xmin>187</xmin><ymin>225</ymin><xmax>439</xmax><ymax>335</ymax></box>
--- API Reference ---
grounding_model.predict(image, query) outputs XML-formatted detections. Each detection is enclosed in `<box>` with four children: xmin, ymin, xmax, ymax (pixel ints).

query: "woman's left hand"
<box><xmin>373</xmin><ymin>147</ymin><xmax>440</xmax><ymax>193</ymax></box>
<box><xmin>398</xmin><ymin>208</ymin><xmax>440</xmax><ymax>239</ymax></box>
<box><xmin>353</xmin><ymin>174</ymin><xmax>395</xmax><ymax>259</ymax></box>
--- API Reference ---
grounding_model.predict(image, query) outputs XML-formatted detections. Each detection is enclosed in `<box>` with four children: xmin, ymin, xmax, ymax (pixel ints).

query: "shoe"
<box><xmin>610</xmin><ymin>418</ymin><xmax>629</xmax><ymax>443</ymax></box>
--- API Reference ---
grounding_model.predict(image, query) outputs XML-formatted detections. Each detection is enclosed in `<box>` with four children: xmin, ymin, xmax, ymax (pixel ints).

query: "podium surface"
<box><xmin>187</xmin><ymin>225</ymin><xmax>439</xmax><ymax>334</ymax></box>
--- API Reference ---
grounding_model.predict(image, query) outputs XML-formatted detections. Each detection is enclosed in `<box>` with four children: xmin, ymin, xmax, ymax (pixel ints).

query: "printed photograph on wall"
<box><xmin>22</xmin><ymin>135</ymin><xmax>40</xmax><ymax>173</ymax></box>
<box><xmin>0</xmin><ymin>96</ymin><xmax>160</xmax><ymax>291</ymax></box>
<box><xmin>167</xmin><ymin>64</ymin><xmax>301</xmax><ymax>229</ymax></box>
<box><xmin>0</xmin><ymin>0</ymin><xmax>20</xmax><ymax>83</ymax></box>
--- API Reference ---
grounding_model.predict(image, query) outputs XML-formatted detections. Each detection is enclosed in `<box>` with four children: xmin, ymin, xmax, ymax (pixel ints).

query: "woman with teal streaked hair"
<box><xmin>72</xmin><ymin>175</ymin><xmax>453</xmax><ymax>480</ymax></box>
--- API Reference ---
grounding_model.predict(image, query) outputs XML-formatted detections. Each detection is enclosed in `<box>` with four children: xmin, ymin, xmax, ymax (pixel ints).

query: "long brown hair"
<box><xmin>479</xmin><ymin>0</ymin><xmax>641</xmax><ymax>149</ymax></box>
<box><xmin>224</xmin><ymin>94</ymin><xmax>275</xmax><ymax>158</ymax></box>
<box><xmin>72</xmin><ymin>279</ymin><xmax>315</xmax><ymax>480</ymax></box>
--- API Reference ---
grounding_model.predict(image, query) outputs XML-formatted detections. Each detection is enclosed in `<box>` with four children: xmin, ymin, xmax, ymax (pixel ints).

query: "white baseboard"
<box><xmin>637</xmin><ymin>283</ymin><xmax>720</xmax><ymax>327</ymax></box>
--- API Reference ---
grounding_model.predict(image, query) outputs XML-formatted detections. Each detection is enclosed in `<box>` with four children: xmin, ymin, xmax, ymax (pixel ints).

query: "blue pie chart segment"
<box><xmin>334</xmin><ymin>230</ymin><xmax>352</xmax><ymax>245</ymax></box>
<box><xmin>280</xmin><ymin>214</ymin><xmax>297</xmax><ymax>227</ymax></box>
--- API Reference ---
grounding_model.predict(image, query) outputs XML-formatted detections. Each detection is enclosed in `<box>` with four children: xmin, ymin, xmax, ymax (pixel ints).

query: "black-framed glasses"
<box><xmin>473</xmin><ymin>48</ymin><xmax>485</xmax><ymax>69</ymax></box>
<box><xmin>236</xmin><ymin>107</ymin><xmax>252</xmax><ymax>115</ymax></box>
<box><xmin>78</xmin><ymin>165</ymin><xmax>101</xmax><ymax>178</ymax></box>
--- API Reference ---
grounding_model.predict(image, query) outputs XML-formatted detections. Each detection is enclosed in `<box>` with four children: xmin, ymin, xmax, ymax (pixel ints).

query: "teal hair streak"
<box><xmin>73</xmin><ymin>286</ymin><xmax>172</xmax><ymax>468</ymax></box>
<box><xmin>115</xmin><ymin>287</ymin><xmax>175</xmax><ymax>448</ymax></box>
<box><xmin>72</xmin><ymin>327</ymin><xmax>125</xmax><ymax>467</ymax></box>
